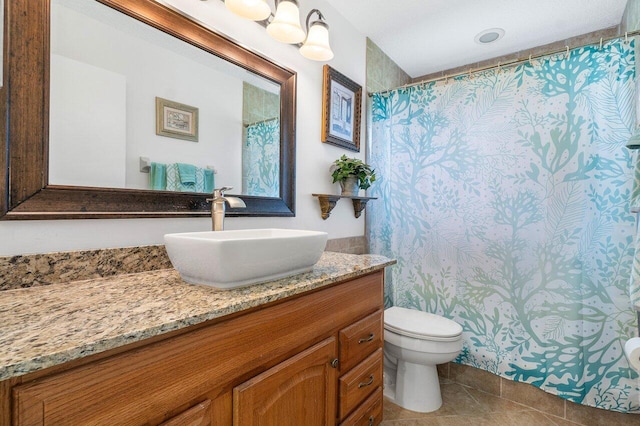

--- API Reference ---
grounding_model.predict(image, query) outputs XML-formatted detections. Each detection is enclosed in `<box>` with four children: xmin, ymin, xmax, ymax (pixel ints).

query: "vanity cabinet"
<box><xmin>6</xmin><ymin>271</ymin><xmax>384</xmax><ymax>425</ymax></box>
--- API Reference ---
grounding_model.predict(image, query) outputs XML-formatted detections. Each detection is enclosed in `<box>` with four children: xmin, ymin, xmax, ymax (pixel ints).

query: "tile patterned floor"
<box><xmin>381</xmin><ymin>382</ymin><xmax>583</xmax><ymax>426</ymax></box>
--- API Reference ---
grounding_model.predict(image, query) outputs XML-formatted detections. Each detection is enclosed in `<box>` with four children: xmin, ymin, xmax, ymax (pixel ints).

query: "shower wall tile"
<box><xmin>623</xmin><ymin>0</ymin><xmax>640</xmax><ymax>128</ymax></box>
<box><xmin>622</xmin><ymin>0</ymin><xmax>640</xmax><ymax>32</ymax></box>
<box><xmin>366</xmin><ymin>38</ymin><xmax>411</xmax><ymax>93</ymax></box>
<box><xmin>366</xmin><ymin>39</ymin><xmax>386</xmax><ymax>92</ymax></box>
<box><xmin>475</xmin><ymin>52</ymin><xmax>519</xmax><ymax>71</ymax></box>
<box><xmin>242</xmin><ymin>82</ymin><xmax>279</xmax><ymax>125</ymax></box>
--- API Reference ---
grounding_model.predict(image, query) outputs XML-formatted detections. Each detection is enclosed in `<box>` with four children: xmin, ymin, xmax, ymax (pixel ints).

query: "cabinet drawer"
<box><xmin>339</xmin><ymin>310</ymin><xmax>383</xmax><ymax>373</ymax></box>
<box><xmin>339</xmin><ymin>387</ymin><xmax>382</xmax><ymax>426</ymax></box>
<box><xmin>338</xmin><ymin>349</ymin><xmax>383</xmax><ymax>420</ymax></box>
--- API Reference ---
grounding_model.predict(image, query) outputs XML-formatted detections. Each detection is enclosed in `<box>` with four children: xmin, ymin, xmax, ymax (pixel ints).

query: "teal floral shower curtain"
<box><xmin>242</xmin><ymin>118</ymin><xmax>279</xmax><ymax>197</ymax></box>
<box><xmin>368</xmin><ymin>40</ymin><xmax>640</xmax><ymax>412</ymax></box>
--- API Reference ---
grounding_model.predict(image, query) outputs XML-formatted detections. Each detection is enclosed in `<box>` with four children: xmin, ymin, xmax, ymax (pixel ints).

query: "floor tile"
<box><xmin>449</xmin><ymin>363</ymin><xmax>501</xmax><ymax>396</ymax></box>
<box><xmin>501</xmin><ymin>379</ymin><xmax>564</xmax><ymax>418</ymax></box>
<box><xmin>383</xmin><ymin>384</ymin><xmax>483</xmax><ymax>421</ymax></box>
<box><xmin>381</xmin><ymin>411</ymin><xmax>564</xmax><ymax>426</ymax></box>
<box><xmin>463</xmin><ymin>387</ymin><xmax>533</xmax><ymax>414</ymax></box>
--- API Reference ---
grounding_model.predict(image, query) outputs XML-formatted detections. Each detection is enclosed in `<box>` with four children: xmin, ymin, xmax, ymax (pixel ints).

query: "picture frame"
<box><xmin>321</xmin><ymin>65</ymin><xmax>362</xmax><ymax>152</ymax></box>
<box><xmin>156</xmin><ymin>97</ymin><xmax>199</xmax><ymax>142</ymax></box>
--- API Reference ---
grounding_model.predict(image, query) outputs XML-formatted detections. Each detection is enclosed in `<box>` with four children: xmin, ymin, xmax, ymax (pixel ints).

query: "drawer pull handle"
<box><xmin>358</xmin><ymin>333</ymin><xmax>375</xmax><ymax>344</ymax></box>
<box><xmin>358</xmin><ymin>374</ymin><xmax>374</xmax><ymax>388</ymax></box>
<box><xmin>330</xmin><ymin>358</ymin><xmax>339</xmax><ymax>368</ymax></box>
<box><xmin>368</xmin><ymin>416</ymin><xmax>374</xmax><ymax>426</ymax></box>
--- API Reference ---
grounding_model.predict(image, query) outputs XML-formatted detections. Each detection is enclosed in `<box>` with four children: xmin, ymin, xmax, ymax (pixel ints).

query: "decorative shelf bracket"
<box><xmin>312</xmin><ymin>194</ymin><xmax>377</xmax><ymax>220</ymax></box>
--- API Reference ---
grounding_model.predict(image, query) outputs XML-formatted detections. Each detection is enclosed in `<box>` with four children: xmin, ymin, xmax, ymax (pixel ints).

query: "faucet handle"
<box><xmin>213</xmin><ymin>186</ymin><xmax>233</xmax><ymax>198</ymax></box>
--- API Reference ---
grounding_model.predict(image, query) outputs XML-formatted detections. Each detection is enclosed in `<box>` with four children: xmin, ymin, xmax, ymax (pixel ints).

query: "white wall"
<box><xmin>0</xmin><ymin>0</ymin><xmax>368</xmax><ymax>255</ymax></box>
<box><xmin>49</xmin><ymin>54</ymin><xmax>127</xmax><ymax>188</ymax></box>
<box><xmin>51</xmin><ymin>1</ymin><xmax>244</xmax><ymax>191</ymax></box>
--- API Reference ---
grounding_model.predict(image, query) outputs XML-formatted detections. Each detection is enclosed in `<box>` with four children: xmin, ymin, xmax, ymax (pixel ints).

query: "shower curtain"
<box><xmin>242</xmin><ymin>118</ymin><xmax>279</xmax><ymax>197</ymax></box>
<box><xmin>368</xmin><ymin>40</ymin><xmax>640</xmax><ymax>412</ymax></box>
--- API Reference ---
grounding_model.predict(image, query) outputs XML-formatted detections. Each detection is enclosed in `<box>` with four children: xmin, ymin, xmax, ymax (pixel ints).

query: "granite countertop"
<box><xmin>0</xmin><ymin>252</ymin><xmax>394</xmax><ymax>381</ymax></box>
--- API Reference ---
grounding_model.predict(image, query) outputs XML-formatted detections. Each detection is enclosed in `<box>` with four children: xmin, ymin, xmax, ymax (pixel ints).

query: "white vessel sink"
<box><xmin>164</xmin><ymin>229</ymin><xmax>328</xmax><ymax>289</ymax></box>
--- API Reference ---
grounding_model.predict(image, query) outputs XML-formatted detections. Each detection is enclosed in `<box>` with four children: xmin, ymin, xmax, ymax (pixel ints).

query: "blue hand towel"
<box><xmin>194</xmin><ymin>167</ymin><xmax>205</xmax><ymax>193</ymax></box>
<box><xmin>204</xmin><ymin>169</ymin><xmax>214</xmax><ymax>193</ymax></box>
<box><xmin>150</xmin><ymin>162</ymin><xmax>166</xmax><ymax>190</ymax></box>
<box><xmin>177</xmin><ymin>163</ymin><xmax>196</xmax><ymax>184</ymax></box>
<box><xmin>166</xmin><ymin>164</ymin><xmax>194</xmax><ymax>192</ymax></box>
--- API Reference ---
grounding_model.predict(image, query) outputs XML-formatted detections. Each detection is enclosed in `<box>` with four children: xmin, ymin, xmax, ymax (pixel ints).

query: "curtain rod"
<box><xmin>369</xmin><ymin>30</ymin><xmax>640</xmax><ymax>97</ymax></box>
<box><xmin>243</xmin><ymin>117</ymin><xmax>279</xmax><ymax>128</ymax></box>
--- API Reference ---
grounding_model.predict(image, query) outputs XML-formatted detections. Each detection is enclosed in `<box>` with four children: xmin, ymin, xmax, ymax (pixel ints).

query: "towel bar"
<box><xmin>139</xmin><ymin>156</ymin><xmax>217</xmax><ymax>174</ymax></box>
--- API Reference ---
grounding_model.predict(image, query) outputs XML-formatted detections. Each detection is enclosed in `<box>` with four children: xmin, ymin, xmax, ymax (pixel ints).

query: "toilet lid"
<box><xmin>384</xmin><ymin>306</ymin><xmax>463</xmax><ymax>340</ymax></box>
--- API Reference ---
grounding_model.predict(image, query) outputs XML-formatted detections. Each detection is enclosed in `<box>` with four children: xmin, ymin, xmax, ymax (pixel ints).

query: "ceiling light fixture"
<box><xmin>223</xmin><ymin>0</ymin><xmax>334</xmax><ymax>61</ymax></box>
<box><xmin>266</xmin><ymin>0</ymin><xmax>306</xmax><ymax>43</ymax></box>
<box><xmin>225</xmin><ymin>0</ymin><xmax>271</xmax><ymax>21</ymax></box>
<box><xmin>474</xmin><ymin>28</ymin><xmax>505</xmax><ymax>45</ymax></box>
<box><xmin>299</xmin><ymin>9</ymin><xmax>333</xmax><ymax>61</ymax></box>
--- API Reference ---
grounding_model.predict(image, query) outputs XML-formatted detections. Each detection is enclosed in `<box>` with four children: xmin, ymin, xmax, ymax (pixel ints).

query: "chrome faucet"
<box><xmin>206</xmin><ymin>187</ymin><xmax>246</xmax><ymax>231</ymax></box>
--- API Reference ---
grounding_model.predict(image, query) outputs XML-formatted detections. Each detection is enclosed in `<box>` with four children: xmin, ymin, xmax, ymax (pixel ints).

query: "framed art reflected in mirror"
<box><xmin>156</xmin><ymin>97</ymin><xmax>199</xmax><ymax>142</ymax></box>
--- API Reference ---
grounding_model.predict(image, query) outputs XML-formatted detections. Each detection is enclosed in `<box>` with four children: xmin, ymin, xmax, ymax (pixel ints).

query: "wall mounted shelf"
<box><xmin>312</xmin><ymin>194</ymin><xmax>377</xmax><ymax>220</ymax></box>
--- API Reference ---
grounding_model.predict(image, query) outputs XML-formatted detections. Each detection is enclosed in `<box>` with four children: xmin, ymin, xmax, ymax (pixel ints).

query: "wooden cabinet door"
<box><xmin>233</xmin><ymin>337</ymin><xmax>337</xmax><ymax>426</ymax></box>
<box><xmin>160</xmin><ymin>400</ymin><xmax>211</xmax><ymax>426</ymax></box>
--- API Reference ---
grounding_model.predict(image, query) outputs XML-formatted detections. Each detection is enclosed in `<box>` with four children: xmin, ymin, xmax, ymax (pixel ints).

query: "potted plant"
<box><xmin>330</xmin><ymin>155</ymin><xmax>376</xmax><ymax>196</ymax></box>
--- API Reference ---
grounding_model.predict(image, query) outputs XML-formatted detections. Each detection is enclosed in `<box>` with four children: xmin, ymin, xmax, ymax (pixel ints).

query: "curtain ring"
<box><xmin>565</xmin><ymin>45</ymin><xmax>570</xmax><ymax>59</ymax></box>
<box><xmin>497</xmin><ymin>62</ymin><xmax>501</xmax><ymax>73</ymax></box>
<box><xmin>599</xmin><ymin>37</ymin><xmax>603</xmax><ymax>49</ymax></box>
<box><xmin>528</xmin><ymin>54</ymin><xmax>532</xmax><ymax>66</ymax></box>
<box><xmin>625</xmin><ymin>32</ymin><xmax>629</xmax><ymax>43</ymax></box>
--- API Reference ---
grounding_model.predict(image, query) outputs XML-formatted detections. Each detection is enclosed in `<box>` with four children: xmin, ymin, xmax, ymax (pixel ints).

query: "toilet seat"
<box><xmin>384</xmin><ymin>306</ymin><xmax>462</xmax><ymax>342</ymax></box>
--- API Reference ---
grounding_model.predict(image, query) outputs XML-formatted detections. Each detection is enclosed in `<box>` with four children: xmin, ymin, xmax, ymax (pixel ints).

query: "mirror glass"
<box><xmin>49</xmin><ymin>0</ymin><xmax>280</xmax><ymax>197</ymax></box>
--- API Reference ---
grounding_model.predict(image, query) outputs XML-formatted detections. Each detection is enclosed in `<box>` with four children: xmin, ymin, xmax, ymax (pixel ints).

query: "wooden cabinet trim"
<box><xmin>159</xmin><ymin>399</ymin><xmax>212</xmax><ymax>426</ymax></box>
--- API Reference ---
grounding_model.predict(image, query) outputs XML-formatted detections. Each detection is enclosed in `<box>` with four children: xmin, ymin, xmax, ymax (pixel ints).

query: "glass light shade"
<box><xmin>266</xmin><ymin>0</ymin><xmax>305</xmax><ymax>44</ymax></box>
<box><xmin>225</xmin><ymin>0</ymin><xmax>271</xmax><ymax>21</ymax></box>
<box><xmin>300</xmin><ymin>21</ymin><xmax>333</xmax><ymax>61</ymax></box>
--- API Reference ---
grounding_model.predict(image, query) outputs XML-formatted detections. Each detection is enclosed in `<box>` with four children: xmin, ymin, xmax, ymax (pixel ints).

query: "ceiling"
<box><xmin>325</xmin><ymin>0</ymin><xmax>629</xmax><ymax>78</ymax></box>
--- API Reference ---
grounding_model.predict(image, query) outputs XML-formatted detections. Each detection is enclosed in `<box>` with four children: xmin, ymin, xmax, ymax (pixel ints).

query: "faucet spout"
<box><xmin>225</xmin><ymin>196</ymin><xmax>246</xmax><ymax>209</ymax></box>
<box><xmin>206</xmin><ymin>187</ymin><xmax>246</xmax><ymax>231</ymax></box>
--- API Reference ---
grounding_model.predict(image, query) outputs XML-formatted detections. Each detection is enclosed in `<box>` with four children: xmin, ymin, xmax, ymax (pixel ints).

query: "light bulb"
<box><xmin>266</xmin><ymin>0</ymin><xmax>305</xmax><ymax>44</ymax></box>
<box><xmin>300</xmin><ymin>20</ymin><xmax>333</xmax><ymax>61</ymax></box>
<box><xmin>225</xmin><ymin>0</ymin><xmax>271</xmax><ymax>21</ymax></box>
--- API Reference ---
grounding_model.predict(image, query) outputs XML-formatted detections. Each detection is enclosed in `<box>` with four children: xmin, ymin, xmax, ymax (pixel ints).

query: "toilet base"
<box><xmin>385</xmin><ymin>360</ymin><xmax>442</xmax><ymax>413</ymax></box>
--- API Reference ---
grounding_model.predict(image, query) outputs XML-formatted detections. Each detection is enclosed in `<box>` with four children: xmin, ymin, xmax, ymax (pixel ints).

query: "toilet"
<box><xmin>383</xmin><ymin>306</ymin><xmax>463</xmax><ymax>412</ymax></box>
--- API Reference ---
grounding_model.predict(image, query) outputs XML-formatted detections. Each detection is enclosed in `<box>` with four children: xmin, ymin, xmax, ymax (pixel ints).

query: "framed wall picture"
<box><xmin>156</xmin><ymin>97</ymin><xmax>199</xmax><ymax>142</ymax></box>
<box><xmin>321</xmin><ymin>65</ymin><xmax>362</xmax><ymax>152</ymax></box>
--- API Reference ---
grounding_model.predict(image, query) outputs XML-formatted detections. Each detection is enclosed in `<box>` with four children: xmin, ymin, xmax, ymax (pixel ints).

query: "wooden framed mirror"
<box><xmin>0</xmin><ymin>0</ymin><xmax>296</xmax><ymax>219</ymax></box>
